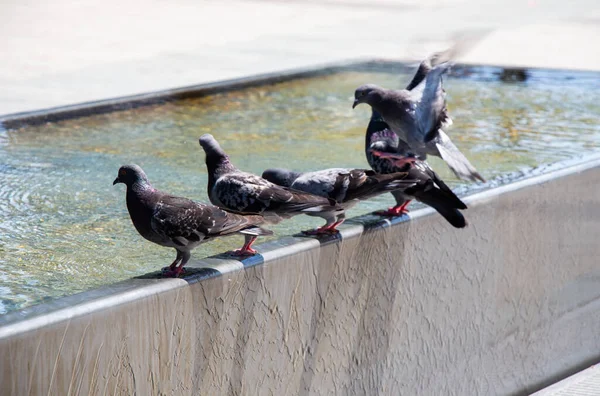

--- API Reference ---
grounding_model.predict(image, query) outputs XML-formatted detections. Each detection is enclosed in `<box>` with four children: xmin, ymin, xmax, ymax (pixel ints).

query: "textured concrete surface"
<box><xmin>1</xmin><ymin>156</ymin><xmax>600</xmax><ymax>395</ymax></box>
<box><xmin>533</xmin><ymin>364</ymin><xmax>600</xmax><ymax>395</ymax></box>
<box><xmin>1</xmin><ymin>0</ymin><xmax>599</xmax><ymax>114</ymax></box>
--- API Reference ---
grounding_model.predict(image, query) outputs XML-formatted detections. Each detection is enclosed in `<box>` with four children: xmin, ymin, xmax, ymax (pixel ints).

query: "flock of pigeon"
<box><xmin>113</xmin><ymin>53</ymin><xmax>484</xmax><ymax>277</ymax></box>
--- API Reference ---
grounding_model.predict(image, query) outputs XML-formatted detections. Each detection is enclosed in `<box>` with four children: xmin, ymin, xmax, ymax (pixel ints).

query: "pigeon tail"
<box><xmin>434</xmin><ymin>130</ymin><xmax>485</xmax><ymax>183</ymax></box>
<box><xmin>239</xmin><ymin>225</ymin><xmax>274</xmax><ymax>236</ymax></box>
<box><xmin>301</xmin><ymin>201</ymin><xmax>343</xmax><ymax>214</ymax></box>
<box><xmin>415</xmin><ymin>188</ymin><xmax>467</xmax><ymax>228</ymax></box>
<box><xmin>299</xmin><ymin>197</ymin><xmax>345</xmax><ymax>222</ymax></box>
<box><xmin>344</xmin><ymin>175</ymin><xmax>416</xmax><ymax>203</ymax></box>
<box><xmin>385</xmin><ymin>179</ymin><xmax>418</xmax><ymax>192</ymax></box>
<box><xmin>261</xmin><ymin>212</ymin><xmax>287</xmax><ymax>224</ymax></box>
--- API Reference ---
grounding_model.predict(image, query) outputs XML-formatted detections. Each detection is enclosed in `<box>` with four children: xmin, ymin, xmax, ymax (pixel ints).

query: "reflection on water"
<box><xmin>1</xmin><ymin>66</ymin><xmax>599</xmax><ymax>313</ymax></box>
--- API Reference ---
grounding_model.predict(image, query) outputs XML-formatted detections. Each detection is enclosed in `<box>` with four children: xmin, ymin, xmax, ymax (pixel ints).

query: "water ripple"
<box><xmin>1</xmin><ymin>67</ymin><xmax>599</xmax><ymax>313</ymax></box>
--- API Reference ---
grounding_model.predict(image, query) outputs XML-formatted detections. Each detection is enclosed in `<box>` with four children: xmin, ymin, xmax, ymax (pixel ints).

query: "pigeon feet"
<box><xmin>375</xmin><ymin>201</ymin><xmax>411</xmax><ymax>217</ymax></box>
<box><xmin>230</xmin><ymin>237</ymin><xmax>258</xmax><ymax>256</ymax></box>
<box><xmin>161</xmin><ymin>266</ymin><xmax>186</xmax><ymax>278</ymax></box>
<box><xmin>302</xmin><ymin>220</ymin><xmax>344</xmax><ymax>235</ymax></box>
<box><xmin>230</xmin><ymin>247</ymin><xmax>258</xmax><ymax>256</ymax></box>
<box><xmin>302</xmin><ymin>227</ymin><xmax>340</xmax><ymax>236</ymax></box>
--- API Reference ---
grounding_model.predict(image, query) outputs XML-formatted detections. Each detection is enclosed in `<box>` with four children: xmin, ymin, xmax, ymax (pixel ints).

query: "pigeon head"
<box><xmin>199</xmin><ymin>134</ymin><xmax>227</xmax><ymax>158</ymax></box>
<box><xmin>113</xmin><ymin>164</ymin><xmax>151</xmax><ymax>187</ymax></box>
<box><xmin>199</xmin><ymin>133</ymin><xmax>236</xmax><ymax>178</ymax></box>
<box><xmin>261</xmin><ymin>168</ymin><xmax>302</xmax><ymax>188</ymax></box>
<box><xmin>353</xmin><ymin>84</ymin><xmax>384</xmax><ymax>109</ymax></box>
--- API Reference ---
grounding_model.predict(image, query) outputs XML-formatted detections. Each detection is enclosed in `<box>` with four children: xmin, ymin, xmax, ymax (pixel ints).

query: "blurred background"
<box><xmin>1</xmin><ymin>4</ymin><xmax>600</xmax><ymax>395</ymax></box>
<box><xmin>1</xmin><ymin>0</ymin><xmax>599</xmax><ymax>115</ymax></box>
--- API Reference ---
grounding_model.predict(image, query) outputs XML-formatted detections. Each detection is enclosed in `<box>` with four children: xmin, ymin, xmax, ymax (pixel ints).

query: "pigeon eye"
<box><xmin>120</xmin><ymin>169</ymin><xmax>127</xmax><ymax>176</ymax></box>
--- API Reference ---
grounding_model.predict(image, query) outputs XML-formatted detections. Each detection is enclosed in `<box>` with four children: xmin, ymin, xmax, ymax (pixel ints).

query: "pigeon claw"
<box><xmin>302</xmin><ymin>219</ymin><xmax>344</xmax><ymax>236</ymax></box>
<box><xmin>302</xmin><ymin>227</ymin><xmax>340</xmax><ymax>236</ymax></box>
<box><xmin>230</xmin><ymin>236</ymin><xmax>258</xmax><ymax>256</ymax></box>
<box><xmin>161</xmin><ymin>267</ymin><xmax>186</xmax><ymax>278</ymax></box>
<box><xmin>374</xmin><ymin>201</ymin><xmax>411</xmax><ymax>217</ymax></box>
<box><xmin>230</xmin><ymin>247</ymin><xmax>258</xmax><ymax>256</ymax></box>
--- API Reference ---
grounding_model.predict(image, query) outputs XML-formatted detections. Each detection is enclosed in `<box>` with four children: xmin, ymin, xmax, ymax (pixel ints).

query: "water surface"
<box><xmin>1</xmin><ymin>65</ymin><xmax>599</xmax><ymax>313</ymax></box>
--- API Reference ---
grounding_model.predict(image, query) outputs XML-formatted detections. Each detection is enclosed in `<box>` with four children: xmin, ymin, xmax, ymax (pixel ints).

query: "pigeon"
<box><xmin>263</xmin><ymin>163</ymin><xmax>468</xmax><ymax>229</ymax></box>
<box><xmin>113</xmin><ymin>164</ymin><xmax>273</xmax><ymax>277</ymax></box>
<box><xmin>353</xmin><ymin>59</ymin><xmax>485</xmax><ymax>183</ymax></box>
<box><xmin>198</xmin><ymin>134</ymin><xmax>342</xmax><ymax>224</ymax></box>
<box><xmin>365</xmin><ymin>114</ymin><xmax>419</xmax><ymax>216</ymax></box>
<box><xmin>262</xmin><ymin>167</ymin><xmax>417</xmax><ymax>233</ymax></box>
<box><xmin>364</xmin><ymin>128</ymin><xmax>468</xmax><ymax>227</ymax></box>
<box><xmin>366</xmin><ymin>124</ymin><xmax>463</xmax><ymax>213</ymax></box>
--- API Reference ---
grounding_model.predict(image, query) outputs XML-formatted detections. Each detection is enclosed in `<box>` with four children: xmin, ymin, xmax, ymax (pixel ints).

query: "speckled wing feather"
<box><xmin>151</xmin><ymin>194</ymin><xmax>270</xmax><ymax>247</ymax></box>
<box><xmin>213</xmin><ymin>171</ymin><xmax>336</xmax><ymax>215</ymax></box>
<box><xmin>289</xmin><ymin>168</ymin><xmax>416</xmax><ymax>203</ymax></box>
<box><xmin>339</xmin><ymin>169</ymin><xmax>416</xmax><ymax>202</ymax></box>
<box><xmin>366</xmin><ymin>127</ymin><xmax>417</xmax><ymax>174</ymax></box>
<box><xmin>290</xmin><ymin>168</ymin><xmax>350</xmax><ymax>202</ymax></box>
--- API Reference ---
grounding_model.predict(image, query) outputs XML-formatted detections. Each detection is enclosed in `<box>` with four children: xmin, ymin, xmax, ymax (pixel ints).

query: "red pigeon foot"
<box><xmin>162</xmin><ymin>267</ymin><xmax>186</xmax><ymax>278</ymax></box>
<box><xmin>230</xmin><ymin>247</ymin><xmax>257</xmax><ymax>256</ymax></box>
<box><xmin>230</xmin><ymin>236</ymin><xmax>258</xmax><ymax>256</ymax></box>
<box><xmin>302</xmin><ymin>226</ymin><xmax>340</xmax><ymax>236</ymax></box>
<box><xmin>374</xmin><ymin>201</ymin><xmax>411</xmax><ymax>216</ymax></box>
<box><xmin>302</xmin><ymin>219</ymin><xmax>345</xmax><ymax>235</ymax></box>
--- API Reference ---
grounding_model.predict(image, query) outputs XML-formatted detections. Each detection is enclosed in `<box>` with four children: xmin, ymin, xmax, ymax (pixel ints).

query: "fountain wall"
<box><xmin>1</xmin><ymin>153</ymin><xmax>599</xmax><ymax>395</ymax></box>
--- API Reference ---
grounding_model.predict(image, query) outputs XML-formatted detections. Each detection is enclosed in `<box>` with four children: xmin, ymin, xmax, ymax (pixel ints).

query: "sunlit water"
<box><xmin>1</xmin><ymin>65</ymin><xmax>599</xmax><ymax>314</ymax></box>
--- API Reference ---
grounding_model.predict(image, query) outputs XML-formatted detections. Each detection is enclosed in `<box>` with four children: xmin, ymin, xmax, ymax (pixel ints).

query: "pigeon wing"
<box><xmin>290</xmin><ymin>168</ymin><xmax>351</xmax><ymax>202</ymax></box>
<box><xmin>258</xmin><ymin>184</ymin><xmax>336</xmax><ymax>213</ymax></box>
<box><xmin>150</xmin><ymin>196</ymin><xmax>213</xmax><ymax>246</ymax></box>
<box><xmin>214</xmin><ymin>172</ymin><xmax>335</xmax><ymax>215</ymax></box>
<box><xmin>341</xmin><ymin>169</ymin><xmax>417</xmax><ymax>202</ymax></box>
<box><xmin>151</xmin><ymin>195</ymin><xmax>272</xmax><ymax>247</ymax></box>
<box><xmin>213</xmin><ymin>172</ymin><xmax>275</xmax><ymax>214</ymax></box>
<box><xmin>410</xmin><ymin>62</ymin><xmax>452</xmax><ymax>142</ymax></box>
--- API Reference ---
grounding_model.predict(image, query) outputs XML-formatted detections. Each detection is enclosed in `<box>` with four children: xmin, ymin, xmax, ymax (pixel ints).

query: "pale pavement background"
<box><xmin>1</xmin><ymin>0</ymin><xmax>599</xmax><ymax>115</ymax></box>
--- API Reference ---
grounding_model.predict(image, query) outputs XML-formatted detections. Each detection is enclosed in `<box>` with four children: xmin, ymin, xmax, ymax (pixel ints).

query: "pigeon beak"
<box><xmin>352</xmin><ymin>99</ymin><xmax>359</xmax><ymax>109</ymax></box>
<box><xmin>112</xmin><ymin>177</ymin><xmax>121</xmax><ymax>185</ymax></box>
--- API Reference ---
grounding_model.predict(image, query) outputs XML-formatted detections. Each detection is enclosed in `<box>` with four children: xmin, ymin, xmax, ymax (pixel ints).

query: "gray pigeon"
<box><xmin>198</xmin><ymin>134</ymin><xmax>342</xmax><ymax>223</ymax></box>
<box><xmin>365</xmin><ymin>117</ymin><xmax>420</xmax><ymax>216</ymax></box>
<box><xmin>364</xmin><ymin>53</ymin><xmax>452</xmax><ymax>215</ymax></box>
<box><xmin>353</xmin><ymin>61</ymin><xmax>485</xmax><ymax>183</ymax></box>
<box><xmin>262</xmin><ymin>167</ymin><xmax>418</xmax><ymax>233</ymax></box>
<box><xmin>263</xmin><ymin>163</ymin><xmax>468</xmax><ymax>229</ymax></box>
<box><xmin>365</xmin><ymin>128</ymin><xmax>468</xmax><ymax>226</ymax></box>
<box><xmin>113</xmin><ymin>164</ymin><xmax>273</xmax><ymax>277</ymax></box>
